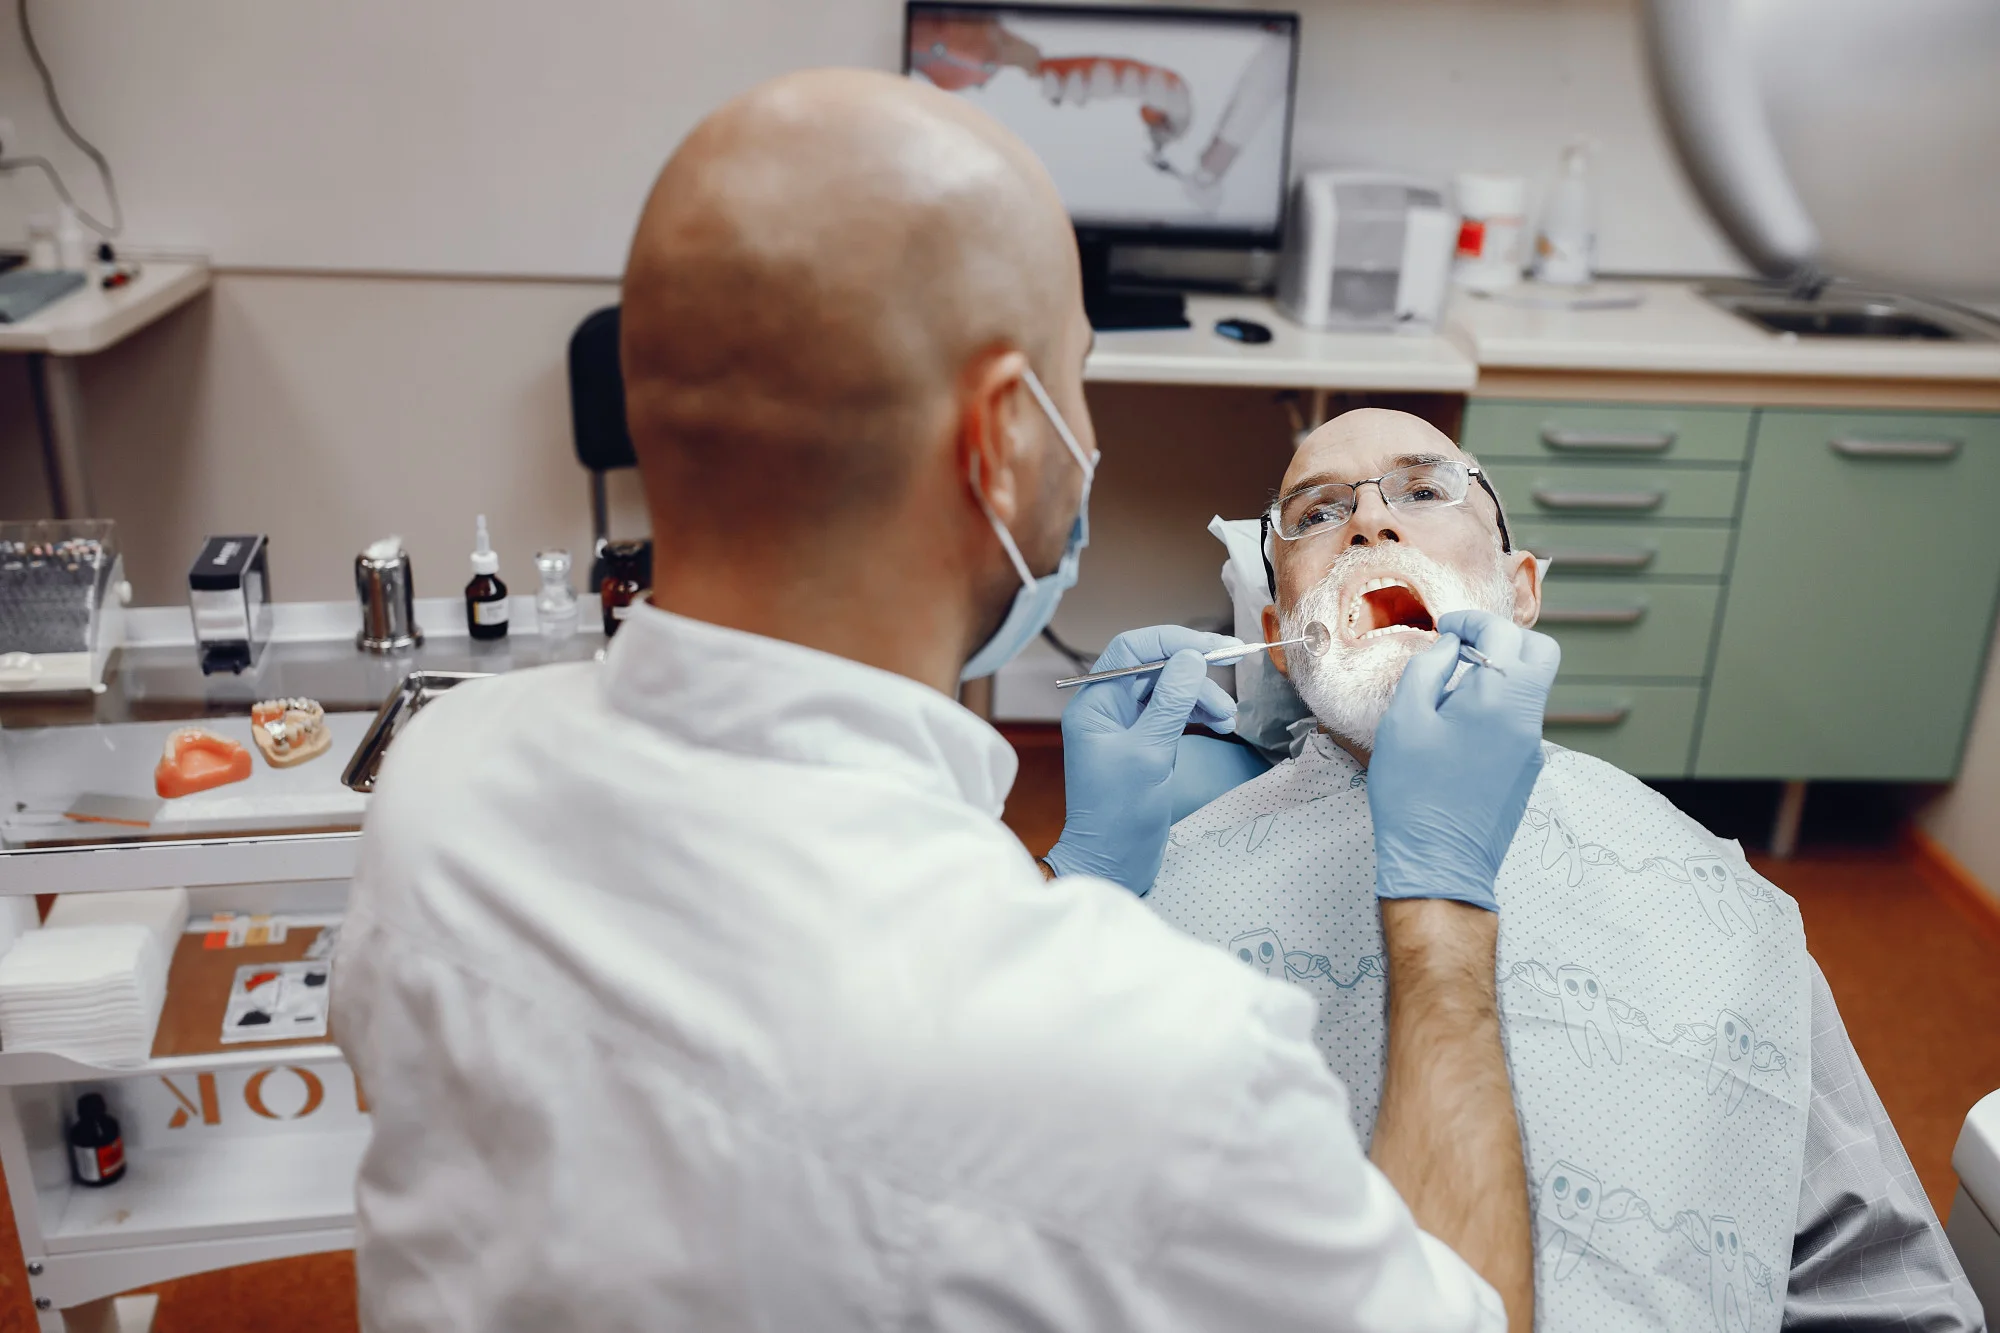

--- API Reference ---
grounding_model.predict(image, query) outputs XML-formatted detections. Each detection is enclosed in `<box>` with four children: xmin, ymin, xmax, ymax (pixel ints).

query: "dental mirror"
<box><xmin>1055</xmin><ymin>620</ymin><xmax>1331</xmax><ymax>691</ymax></box>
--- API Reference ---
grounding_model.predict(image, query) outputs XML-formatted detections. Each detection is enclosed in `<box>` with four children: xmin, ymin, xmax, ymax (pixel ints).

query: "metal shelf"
<box><xmin>0</xmin><ymin>831</ymin><xmax>360</xmax><ymax>896</ymax></box>
<box><xmin>0</xmin><ymin>1043</ymin><xmax>346</xmax><ymax>1088</ymax></box>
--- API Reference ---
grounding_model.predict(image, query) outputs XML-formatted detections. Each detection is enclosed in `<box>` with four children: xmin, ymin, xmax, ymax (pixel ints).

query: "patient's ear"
<box><xmin>1509</xmin><ymin>550</ymin><xmax>1543</xmax><ymax>627</ymax></box>
<box><xmin>1261</xmin><ymin>603</ymin><xmax>1290</xmax><ymax>675</ymax></box>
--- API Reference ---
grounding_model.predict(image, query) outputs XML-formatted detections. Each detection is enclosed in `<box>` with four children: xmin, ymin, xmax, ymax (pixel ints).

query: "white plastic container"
<box><xmin>1452</xmin><ymin>172</ymin><xmax>1528</xmax><ymax>292</ymax></box>
<box><xmin>1533</xmin><ymin>142</ymin><xmax>1597</xmax><ymax>286</ymax></box>
<box><xmin>54</xmin><ymin>203</ymin><xmax>89</xmax><ymax>272</ymax></box>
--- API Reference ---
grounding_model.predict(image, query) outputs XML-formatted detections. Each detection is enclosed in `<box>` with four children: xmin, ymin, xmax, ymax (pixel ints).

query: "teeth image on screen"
<box><xmin>908</xmin><ymin>11</ymin><xmax>1291</xmax><ymax>232</ymax></box>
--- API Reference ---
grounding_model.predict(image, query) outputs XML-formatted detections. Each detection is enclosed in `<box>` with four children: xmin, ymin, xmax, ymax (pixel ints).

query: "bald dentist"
<box><xmin>334</xmin><ymin>68</ymin><xmax>1559</xmax><ymax>1333</ymax></box>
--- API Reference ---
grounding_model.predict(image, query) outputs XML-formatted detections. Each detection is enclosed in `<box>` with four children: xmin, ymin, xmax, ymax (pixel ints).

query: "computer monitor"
<box><xmin>905</xmin><ymin>3</ymin><xmax>1300</xmax><ymax>329</ymax></box>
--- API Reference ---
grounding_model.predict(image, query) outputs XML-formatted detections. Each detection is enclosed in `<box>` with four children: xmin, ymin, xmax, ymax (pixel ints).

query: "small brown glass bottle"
<box><xmin>599</xmin><ymin>538</ymin><xmax>653</xmax><ymax>637</ymax></box>
<box><xmin>465</xmin><ymin>514</ymin><xmax>509</xmax><ymax>641</ymax></box>
<box><xmin>69</xmin><ymin>1093</ymin><xmax>126</xmax><ymax>1187</ymax></box>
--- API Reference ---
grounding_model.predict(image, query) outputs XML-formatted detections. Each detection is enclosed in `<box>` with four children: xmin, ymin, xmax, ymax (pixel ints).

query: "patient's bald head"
<box><xmin>621</xmin><ymin>69</ymin><xmax>1088</xmax><ymax>561</ymax></box>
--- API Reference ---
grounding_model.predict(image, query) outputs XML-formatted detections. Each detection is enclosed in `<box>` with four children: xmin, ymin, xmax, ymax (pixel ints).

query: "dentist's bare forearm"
<box><xmin>1370</xmin><ymin>898</ymin><xmax>1534</xmax><ymax>1332</ymax></box>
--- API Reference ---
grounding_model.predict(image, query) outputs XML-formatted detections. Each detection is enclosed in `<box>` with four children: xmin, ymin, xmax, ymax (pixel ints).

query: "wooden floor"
<box><xmin>1</xmin><ymin>729</ymin><xmax>1995</xmax><ymax>1331</ymax></box>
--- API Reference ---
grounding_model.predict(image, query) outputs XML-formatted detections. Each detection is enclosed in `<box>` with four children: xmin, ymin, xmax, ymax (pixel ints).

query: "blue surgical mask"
<box><xmin>961</xmin><ymin>367</ymin><xmax>1096</xmax><ymax>682</ymax></box>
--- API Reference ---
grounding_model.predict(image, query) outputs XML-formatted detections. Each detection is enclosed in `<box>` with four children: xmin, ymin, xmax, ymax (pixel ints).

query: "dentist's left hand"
<box><xmin>1043</xmin><ymin>625</ymin><xmax>1240</xmax><ymax>894</ymax></box>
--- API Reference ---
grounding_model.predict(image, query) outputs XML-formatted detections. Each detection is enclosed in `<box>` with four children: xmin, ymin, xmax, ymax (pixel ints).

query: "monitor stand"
<box><xmin>1078</xmin><ymin>237</ymin><xmax>1189</xmax><ymax>332</ymax></box>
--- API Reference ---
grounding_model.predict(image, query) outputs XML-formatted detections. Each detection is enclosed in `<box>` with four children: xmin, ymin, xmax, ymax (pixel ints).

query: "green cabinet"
<box><xmin>1695</xmin><ymin>410</ymin><xmax>2000</xmax><ymax>779</ymax></box>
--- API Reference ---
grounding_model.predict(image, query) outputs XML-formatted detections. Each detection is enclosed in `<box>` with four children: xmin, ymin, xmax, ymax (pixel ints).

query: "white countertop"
<box><xmin>0</xmin><ymin>261</ymin><xmax>211</xmax><ymax>355</ymax></box>
<box><xmin>1086</xmin><ymin>294</ymin><xmax>1477</xmax><ymax>392</ymax></box>
<box><xmin>1447</xmin><ymin>280</ymin><xmax>2000</xmax><ymax>381</ymax></box>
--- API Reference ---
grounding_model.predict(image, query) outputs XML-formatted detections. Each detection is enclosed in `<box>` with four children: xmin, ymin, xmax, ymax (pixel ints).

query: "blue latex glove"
<box><xmin>1368</xmin><ymin>609</ymin><xmax>1561</xmax><ymax>911</ymax></box>
<box><xmin>1045</xmin><ymin>625</ymin><xmax>1240</xmax><ymax>893</ymax></box>
<box><xmin>1166</xmin><ymin>733</ymin><xmax>1273</xmax><ymax>825</ymax></box>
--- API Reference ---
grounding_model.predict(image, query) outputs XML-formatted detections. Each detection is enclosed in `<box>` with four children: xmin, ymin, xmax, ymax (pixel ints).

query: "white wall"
<box><xmin>0</xmin><ymin>0</ymin><xmax>1739</xmax><ymax>277</ymax></box>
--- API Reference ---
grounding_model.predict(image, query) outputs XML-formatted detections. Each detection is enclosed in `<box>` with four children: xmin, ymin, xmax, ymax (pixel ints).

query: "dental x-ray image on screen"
<box><xmin>906</xmin><ymin>4</ymin><xmax>1298</xmax><ymax>237</ymax></box>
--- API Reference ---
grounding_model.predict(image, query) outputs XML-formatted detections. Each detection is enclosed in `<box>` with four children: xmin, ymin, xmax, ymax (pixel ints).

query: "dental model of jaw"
<box><xmin>251</xmin><ymin>697</ymin><xmax>331</xmax><ymax>768</ymax></box>
<box><xmin>155</xmin><ymin>728</ymin><xmax>253</xmax><ymax>799</ymax></box>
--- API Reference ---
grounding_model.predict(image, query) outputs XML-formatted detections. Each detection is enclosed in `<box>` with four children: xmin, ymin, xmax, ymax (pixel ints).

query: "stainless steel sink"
<box><xmin>1700</xmin><ymin>282</ymin><xmax>2000</xmax><ymax>343</ymax></box>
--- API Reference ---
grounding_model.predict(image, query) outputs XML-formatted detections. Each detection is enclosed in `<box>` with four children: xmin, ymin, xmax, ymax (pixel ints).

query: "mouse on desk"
<box><xmin>1214</xmin><ymin>317</ymin><xmax>1273</xmax><ymax>344</ymax></box>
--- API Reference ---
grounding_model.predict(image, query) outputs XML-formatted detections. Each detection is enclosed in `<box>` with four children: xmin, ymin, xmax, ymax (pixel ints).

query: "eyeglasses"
<box><xmin>1258</xmin><ymin>458</ymin><xmax>1513</xmax><ymax>595</ymax></box>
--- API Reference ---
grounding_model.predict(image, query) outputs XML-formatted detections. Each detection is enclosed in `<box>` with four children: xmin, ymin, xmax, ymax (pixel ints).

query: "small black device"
<box><xmin>1214</xmin><ymin>316</ymin><xmax>1273</xmax><ymax>344</ymax></box>
<box><xmin>904</xmin><ymin>3</ymin><xmax>1300</xmax><ymax>331</ymax></box>
<box><xmin>68</xmin><ymin>1093</ymin><xmax>126</xmax><ymax>1187</ymax></box>
<box><xmin>188</xmin><ymin>534</ymin><xmax>273</xmax><ymax>675</ymax></box>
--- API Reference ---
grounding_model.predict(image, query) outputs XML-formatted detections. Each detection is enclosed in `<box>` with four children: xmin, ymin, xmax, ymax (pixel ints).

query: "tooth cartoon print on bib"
<box><xmin>1148</xmin><ymin>734</ymin><xmax>1812</xmax><ymax>1332</ymax></box>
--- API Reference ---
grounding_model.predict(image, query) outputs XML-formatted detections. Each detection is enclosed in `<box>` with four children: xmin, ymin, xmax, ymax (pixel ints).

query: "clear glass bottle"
<box><xmin>534</xmin><ymin>548</ymin><xmax>579</xmax><ymax>642</ymax></box>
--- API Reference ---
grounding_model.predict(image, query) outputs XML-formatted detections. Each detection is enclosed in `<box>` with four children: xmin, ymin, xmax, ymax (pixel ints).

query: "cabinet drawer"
<box><xmin>1697</xmin><ymin>409</ymin><xmax>2000</xmax><ymax>780</ymax></box>
<box><xmin>1513</xmin><ymin>523</ymin><xmax>1732</xmax><ymax>578</ymax></box>
<box><xmin>1544</xmin><ymin>684</ymin><xmax>1701</xmax><ymax>778</ymax></box>
<box><xmin>1464</xmin><ymin>401</ymin><xmax>1753</xmax><ymax>463</ymax></box>
<box><xmin>1490</xmin><ymin>461</ymin><xmax>1743</xmax><ymax>522</ymax></box>
<box><xmin>1535</xmin><ymin>580</ymin><xmax>1721</xmax><ymax>678</ymax></box>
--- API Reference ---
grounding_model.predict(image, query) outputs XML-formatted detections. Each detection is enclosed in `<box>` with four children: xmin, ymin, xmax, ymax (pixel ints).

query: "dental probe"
<box><xmin>1056</xmin><ymin>621</ymin><xmax>1331</xmax><ymax>690</ymax></box>
<box><xmin>1459</xmin><ymin>644</ymin><xmax>1507</xmax><ymax>677</ymax></box>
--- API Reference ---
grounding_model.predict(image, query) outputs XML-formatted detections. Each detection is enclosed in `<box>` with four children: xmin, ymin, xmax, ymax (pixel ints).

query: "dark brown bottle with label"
<box><xmin>69</xmin><ymin>1093</ymin><xmax>126</xmax><ymax>1187</ymax></box>
<box><xmin>465</xmin><ymin>514</ymin><xmax>509</xmax><ymax>641</ymax></box>
<box><xmin>599</xmin><ymin>539</ymin><xmax>653</xmax><ymax>637</ymax></box>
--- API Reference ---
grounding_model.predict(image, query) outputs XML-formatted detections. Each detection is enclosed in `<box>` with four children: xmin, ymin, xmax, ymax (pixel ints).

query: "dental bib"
<box><xmin>1147</xmin><ymin>736</ymin><xmax>1811</xmax><ymax>1333</ymax></box>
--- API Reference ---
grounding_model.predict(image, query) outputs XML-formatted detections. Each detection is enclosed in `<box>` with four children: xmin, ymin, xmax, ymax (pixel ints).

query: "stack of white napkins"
<box><xmin>0</xmin><ymin>889</ymin><xmax>189</xmax><ymax>1067</ymax></box>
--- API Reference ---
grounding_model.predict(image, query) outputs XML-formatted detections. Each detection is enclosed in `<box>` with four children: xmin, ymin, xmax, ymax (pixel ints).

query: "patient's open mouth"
<box><xmin>1346</xmin><ymin>576</ymin><xmax>1436</xmax><ymax>641</ymax></box>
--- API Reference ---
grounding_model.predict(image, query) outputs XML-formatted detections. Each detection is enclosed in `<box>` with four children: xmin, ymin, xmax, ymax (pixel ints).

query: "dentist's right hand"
<box><xmin>1367</xmin><ymin>609</ymin><xmax>1561</xmax><ymax>912</ymax></box>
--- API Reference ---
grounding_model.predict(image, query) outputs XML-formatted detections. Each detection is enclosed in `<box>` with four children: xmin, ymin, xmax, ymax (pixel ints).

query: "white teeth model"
<box><xmin>1118</xmin><ymin>64</ymin><xmax>1143</xmax><ymax>96</ymax></box>
<box><xmin>1143</xmin><ymin>68</ymin><xmax>1169</xmax><ymax>102</ymax></box>
<box><xmin>1088</xmin><ymin>61</ymin><xmax>1117</xmax><ymax>98</ymax></box>
<box><xmin>1042</xmin><ymin>71</ymin><xmax>1062</xmax><ymax>102</ymax></box>
<box><xmin>1064</xmin><ymin>69</ymin><xmax>1088</xmax><ymax>104</ymax></box>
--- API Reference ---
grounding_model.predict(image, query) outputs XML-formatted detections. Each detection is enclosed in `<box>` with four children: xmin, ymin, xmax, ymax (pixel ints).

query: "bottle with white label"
<box><xmin>1533</xmin><ymin>141</ymin><xmax>1597</xmax><ymax>286</ymax></box>
<box><xmin>465</xmin><ymin>515</ymin><xmax>509</xmax><ymax>641</ymax></box>
<box><xmin>69</xmin><ymin>1093</ymin><xmax>126</xmax><ymax>1187</ymax></box>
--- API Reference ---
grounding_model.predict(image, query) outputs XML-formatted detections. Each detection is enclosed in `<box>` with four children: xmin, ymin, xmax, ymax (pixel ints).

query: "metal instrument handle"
<box><xmin>1545</xmin><ymin>706</ymin><xmax>1632</xmax><ymax>727</ymax></box>
<box><xmin>1532</xmin><ymin>488</ymin><xmax>1667</xmax><ymax>512</ymax></box>
<box><xmin>1539</xmin><ymin>606</ymin><xmax>1648</xmax><ymax>626</ymax></box>
<box><xmin>1828</xmin><ymin>437</ymin><xmax>1961</xmax><ymax>461</ymax></box>
<box><xmin>1531</xmin><ymin>547</ymin><xmax>1657</xmax><ymax>571</ymax></box>
<box><xmin>1541</xmin><ymin>427</ymin><xmax>1677</xmax><ymax>454</ymax></box>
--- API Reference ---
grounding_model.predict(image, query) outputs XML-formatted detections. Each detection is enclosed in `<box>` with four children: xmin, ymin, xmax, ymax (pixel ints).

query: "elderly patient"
<box><xmin>1144</xmin><ymin>409</ymin><xmax>1980</xmax><ymax>1332</ymax></box>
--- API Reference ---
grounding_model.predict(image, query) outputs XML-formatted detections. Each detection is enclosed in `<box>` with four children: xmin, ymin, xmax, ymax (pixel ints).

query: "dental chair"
<box><xmin>1949</xmin><ymin>1089</ymin><xmax>2000</xmax><ymax>1318</ymax></box>
<box><xmin>567</xmin><ymin>305</ymin><xmax>636</xmax><ymax>552</ymax></box>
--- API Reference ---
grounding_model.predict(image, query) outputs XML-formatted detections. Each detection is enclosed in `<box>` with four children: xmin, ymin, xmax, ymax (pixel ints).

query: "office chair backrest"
<box><xmin>567</xmin><ymin>305</ymin><xmax>635</xmax><ymax>545</ymax></box>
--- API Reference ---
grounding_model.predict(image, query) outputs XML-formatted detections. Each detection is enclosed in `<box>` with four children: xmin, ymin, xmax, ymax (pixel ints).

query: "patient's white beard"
<box><xmin>1280</xmin><ymin>543</ymin><xmax>1516</xmax><ymax>753</ymax></box>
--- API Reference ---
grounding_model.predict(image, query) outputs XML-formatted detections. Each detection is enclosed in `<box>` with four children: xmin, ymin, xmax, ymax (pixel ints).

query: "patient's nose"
<box><xmin>1346</xmin><ymin>483</ymin><xmax>1403</xmax><ymax>546</ymax></box>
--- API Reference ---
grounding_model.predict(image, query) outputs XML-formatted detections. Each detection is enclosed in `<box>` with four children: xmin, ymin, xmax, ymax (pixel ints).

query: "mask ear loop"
<box><xmin>967</xmin><ymin>454</ymin><xmax>1037</xmax><ymax>588</ymax></box>
<box><xmin>1021</xmin><ymin>367</ymin><xmax>1096</xmax><ymax>482</ymax></box>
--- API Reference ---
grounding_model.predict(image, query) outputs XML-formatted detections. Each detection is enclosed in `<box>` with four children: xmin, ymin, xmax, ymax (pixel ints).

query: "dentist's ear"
<box><xmin>1510</xmin><ymin>549</ymin><xmax>1544</xmax><ymax>627</ymax></box>
<box><xmin>1261</xmin><ymin>603</ymin><xmax>1291</xmax><ymax>676</ymax></box>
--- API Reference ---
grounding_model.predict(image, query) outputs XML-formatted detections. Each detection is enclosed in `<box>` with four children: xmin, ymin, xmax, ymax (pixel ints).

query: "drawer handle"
<box><xmin>1530</xmin><ymin>546</ymin><xmax>1657</xmax><ymax>571</ymax></box>
<box><xmin>1828</xmin><ymin>436</ymin><xmax>1961</xmax><ymax>461</ymax></box>
<box><xmin>1540</xmin><ymin>606</ymin><xmax>1648</xmax><ymax>626</ymax></box>
<box><xmin>1546</xmin><ymin>706</ymin><xmax>1631</xmax><ymax>727</ymax></box>
<box><xmin>1532</xmin><ymin>488</ymin><xmax>1666</xmax><ymax>512</ymax></box>
<box><xmin>1541</xmin><ymin>427</ymin><xmax>1677</xmax><ymax>454</ymax></box>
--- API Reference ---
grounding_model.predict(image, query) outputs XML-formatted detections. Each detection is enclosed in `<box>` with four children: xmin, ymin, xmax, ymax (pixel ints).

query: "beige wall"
<box><xmin>0</xmin><ymin>272</ymin><xmax>1298</xmax><ymax>642</ymax></box>
<box><xmin>3</xmin><ymin>272</ymin><xmax>647</xmax><ymax>605</ymax></box>
<box><xmin>1922</xmin><ymin>619</ymin><xmax>2000</xmax><ymax>901</ymax></box>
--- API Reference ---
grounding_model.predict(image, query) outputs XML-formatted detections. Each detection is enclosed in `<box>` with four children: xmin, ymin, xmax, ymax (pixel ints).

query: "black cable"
<box><xmin>1040</xmin><ymin>626</ymin><xmax>1098</xmax><ymax>672</ymax></box>
<box><xmin>6</xmin><ymin>0</ymin><xmax>122</xmax><ymax>238</ymax></box>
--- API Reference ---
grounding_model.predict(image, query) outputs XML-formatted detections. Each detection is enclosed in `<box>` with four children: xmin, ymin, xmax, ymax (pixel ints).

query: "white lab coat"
<box><xmin>333</xmin><ymin>603</ymin><xmax>1505</xmax><ymax>1332</ymax></box>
